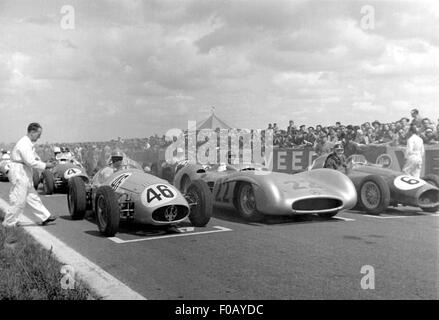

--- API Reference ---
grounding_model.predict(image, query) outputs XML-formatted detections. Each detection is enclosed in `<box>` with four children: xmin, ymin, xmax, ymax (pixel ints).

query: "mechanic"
<box><xmin>402</xmin><ymin>125</ymin><xmax>425</xmax><ymax>178</ymax></box>
<box><xmin>323</xmin><ymin>142</ymin><xmax>349</xmax><ymax>173</ymax></box>
<box><xmin>0</xmin><ymin>123</ymin><xmax>56</xmax><ymax>235</ymax></box>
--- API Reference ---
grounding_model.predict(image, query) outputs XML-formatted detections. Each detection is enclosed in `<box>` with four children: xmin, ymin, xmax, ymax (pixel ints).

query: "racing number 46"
<box><xmin>146</xmin><ymin>185</ymin><xmax>174</xmax><ymax>203</ymax></box>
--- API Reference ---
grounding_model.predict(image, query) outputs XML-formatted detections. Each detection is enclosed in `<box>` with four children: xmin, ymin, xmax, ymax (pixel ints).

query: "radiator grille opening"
<box><xmin>152</xmin><ymin>205</ymin><xmax>189</xmax><ymax>222</ymax></box>
<box><xmin>292</xmin><ymin>198</ymin><xmax>343</xmax><ymax>211</ymax></box>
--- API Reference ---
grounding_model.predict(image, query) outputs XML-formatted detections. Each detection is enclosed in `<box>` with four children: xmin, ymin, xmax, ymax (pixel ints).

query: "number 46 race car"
<box><xmin>67</xmin><ymin>160</ymin><xmax>213</xmax><ymax>237</ymax></box>
<box><xmin>310</xmin><ymin>154</ymin><xmax>439</xmax><ymax>214</ymax></box>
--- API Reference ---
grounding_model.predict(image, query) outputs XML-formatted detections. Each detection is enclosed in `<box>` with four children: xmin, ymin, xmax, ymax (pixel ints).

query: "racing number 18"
<box><xmin>146</xmin><ymin>185</ymin><xmax>174</xmax><ymax>203</ymax></box>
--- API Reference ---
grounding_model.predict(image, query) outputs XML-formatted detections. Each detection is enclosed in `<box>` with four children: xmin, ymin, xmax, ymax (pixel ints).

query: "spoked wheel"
<box><xmin>358</xmin><ymin>175</ymin><xmax>390</xmax><ymax>215</ymax></box>
<box><xmin>185</xmin><ymin>180</ymin><xmax>212</xmax><ymax>227</ymax></box>
<box><xmin>95</xmin><ymin>186</ymin><xmax>120</xmax><ymax>236</ymax></box>
<box><xmin>236</xmin><ymin>183</ymin><xmax>263</xmax><ymax>222</ymax></box>
<box><xmin>181</xmin><ymin>175</ymin><xmax>191</xmax><ymax>193</ymax></box>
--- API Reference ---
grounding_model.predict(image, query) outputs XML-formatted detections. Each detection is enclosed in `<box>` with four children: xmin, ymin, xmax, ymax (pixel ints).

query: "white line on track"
<box><xmin>363</xmin><ymin>213</ymin><xmax>439</xmax><ymax>219</ymax></box>
<box><xmin>108</xmin><ymin>225</ymin><xmax>233</xmax><ymax>244</ymax></box>
<box><xmin>333</xmin><ymin>216</ymin><xmax>355</xmax><ymax>222</ymax></box>
<box><xmin>20</xmin><ymin>215</ymin><xmax>146</xmax><ymax>300</ymax></box>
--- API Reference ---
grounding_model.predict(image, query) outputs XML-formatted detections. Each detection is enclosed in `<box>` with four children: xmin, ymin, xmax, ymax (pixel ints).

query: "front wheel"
<box><xmin>42</xmin><ymin>169</ymin><xmax>55</xmax><ymax>195</ymax></box>
<box><xmin>95</xmin><ymin>186</ymin><xmax>120</xmax><ymax>236</ymax></box>
<box><xmin>236</xmin><ymin>182</ymin><xmax>264</xmax><ymax>222</ymax></box>
<box><xmin>186</xmin><ymin>180</ymin><xmax>212</xmax><ymax>227</ymax></box>
<box><xmin>357</xmin><ymin>175</ymin><xmax>390</xmax><ymax>214</ymax></box>
<box><xmin>68</xmin><ymin>177</ymin><xmax>87</xmax><ymax>220</ymax></box>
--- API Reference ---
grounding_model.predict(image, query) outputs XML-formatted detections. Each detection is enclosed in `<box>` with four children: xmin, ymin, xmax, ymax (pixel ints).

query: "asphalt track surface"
<box><xmin>1</xmin><ymin>182</ymin><xmax>438</xmax><ymax>300</ymax></box>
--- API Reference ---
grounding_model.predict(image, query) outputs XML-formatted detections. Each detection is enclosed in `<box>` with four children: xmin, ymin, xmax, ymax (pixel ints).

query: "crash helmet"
<box><xmin>111</xmin><ymin>150</ymin><xmax>124</xmax><ymax>163</ymax></box>
<box><xmin>1</xmin><ymin>153</ymin><xmax>10</xmax><ymax>160</ymax></box>
<box><xmin>53</xmin><ymin>146</ymin><xmax>61</xmax><ymax>154</ymax></box>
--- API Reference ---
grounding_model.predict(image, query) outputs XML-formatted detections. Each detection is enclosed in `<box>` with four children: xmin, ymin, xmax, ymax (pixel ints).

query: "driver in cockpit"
<box><xmin>323</xmin><ymin>142</ymin><xmax>349</xmax><ymax>174</ymax></box>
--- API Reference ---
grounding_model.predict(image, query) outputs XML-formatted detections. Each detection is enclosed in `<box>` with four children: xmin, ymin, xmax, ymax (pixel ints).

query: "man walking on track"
<box><xmin>0</xmin><ymin>123</ymin><xmax>57</xmax><ymax>232</ymax></box>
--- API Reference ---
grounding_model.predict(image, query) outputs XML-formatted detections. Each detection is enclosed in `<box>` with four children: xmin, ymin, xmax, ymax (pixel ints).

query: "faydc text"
<box><xmin>175</xmin><ymin>304</ymin><xmax>264</xmax><ymax>317</ymax></box>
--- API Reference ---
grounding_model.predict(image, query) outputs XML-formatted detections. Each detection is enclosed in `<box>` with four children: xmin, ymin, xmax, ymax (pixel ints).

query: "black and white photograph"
<box><xmin>0</xmin><ymin>0</ymin><xmax>438</xmax><ymax>307</ymax></box>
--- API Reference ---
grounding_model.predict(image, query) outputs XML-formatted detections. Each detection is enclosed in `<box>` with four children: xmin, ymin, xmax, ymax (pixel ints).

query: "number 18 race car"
<box><xmin>67</xmin><ymin>159</ymin><xmax>213</xmax><ymax>237</ymax></box>
<box><xmin>173</xmin><ymin>162</ymin><xmax>357</xmax><ymax>222</ymax></box>
<box><xmin>310</xmin><ymin>154</ymin><xmax>439</xmax><ymax>214</ymax></box>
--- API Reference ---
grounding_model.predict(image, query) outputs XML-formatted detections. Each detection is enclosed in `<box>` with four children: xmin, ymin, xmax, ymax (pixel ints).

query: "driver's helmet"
<box><xmin>110</xmin><ymin>150</ymin><xmax>124</xmax><ymax>165</ymax></box>
<box><xmin>53</xmin><ymin>146</ymin><xmax>61</xmax><ymax>155</ymax></box>
<box><xmin>1</xmin><ymin>153</ymin><xmax>10</xmax><ymax>160</ymax></box>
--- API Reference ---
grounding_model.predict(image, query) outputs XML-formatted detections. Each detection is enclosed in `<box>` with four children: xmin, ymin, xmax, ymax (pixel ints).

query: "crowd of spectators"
<box><xmin>269</xmin><ymin>109</ymin><xmax>439</xmax><ymax>154</ymax></box>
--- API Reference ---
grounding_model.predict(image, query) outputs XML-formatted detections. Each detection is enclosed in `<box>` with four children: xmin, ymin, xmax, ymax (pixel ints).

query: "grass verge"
<box><xmin>0</xmin><ymin>224</ymin><xmax>97</xmax><ymax>300</ymax></box>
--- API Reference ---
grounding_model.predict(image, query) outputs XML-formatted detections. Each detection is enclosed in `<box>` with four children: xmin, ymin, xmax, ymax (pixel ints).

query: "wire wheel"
<box><xmin>239</xmin><ymin>184</ymin><xmax>257</xmax><ymax>217</ymax></box>
<box><xmin>361</xmin><ymin>181</ymin><xmax>381</xmax><ymax>210</ymax></box>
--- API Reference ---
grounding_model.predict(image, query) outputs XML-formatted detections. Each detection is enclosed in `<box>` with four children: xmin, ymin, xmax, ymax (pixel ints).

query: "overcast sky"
<box><xmin>0</xmin><ymin>0</ymin><xmax>438</xmax><ymax>143</ymax></box>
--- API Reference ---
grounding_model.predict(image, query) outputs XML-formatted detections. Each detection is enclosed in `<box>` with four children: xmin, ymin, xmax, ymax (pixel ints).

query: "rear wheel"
<box><xmin>357</xmin><ymin>175</ymin><xmax>390</xmax><ymax>214</ymax></box>
<box><xmin>42</xmin><ymin>169</ymin><xmax>55</xmax><ymax>195</ymax></box>
<box><xmin>236</xmin><ymin>183</ymin><xmax>264</xmax><ymax>222</ymax></box>
<box><xmin>67</xmin><ymin>177</ymin><xmax>87</xmax><ymax>220</ymax></box>
<box><xmin>422</xmin><ymin>174</ymin><xmax>439</xmax><ymax>188</ymax></box>
<box><xmin>95</xmin><ymin>186</ymin><xmax>120</xmax><ymax>236</ymax></box>
<box><xmin>180</xmin><ymin>175</ymin><xmax>191</xmax><ymax>193</ymax></box>
<box><xmin>186</xmin><ymin>180</ymin><xmax>212</xmax><ymax>227</ymax></box>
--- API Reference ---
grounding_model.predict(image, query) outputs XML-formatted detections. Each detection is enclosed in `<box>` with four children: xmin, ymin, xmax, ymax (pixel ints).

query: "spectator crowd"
<box><xmin>268</xmin><ymin>108</ymin><xmax>439</xmax><ymax>155</ymax></box>
<box><xmin>0</xmin><ymin>108</ymin><xmax>437</xmax><ymax>175</ymax></box>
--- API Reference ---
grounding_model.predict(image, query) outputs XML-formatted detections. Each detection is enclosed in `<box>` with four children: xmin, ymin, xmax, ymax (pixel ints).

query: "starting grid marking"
<box><xmin>108</xmin><ymin>225</ymin><xmax>233</xmax><ymax>244</ymax></box>
<box><xmin>362</xmin><ymin>213</ymin><xmax>439</xmax><ymax>219</ymax></box>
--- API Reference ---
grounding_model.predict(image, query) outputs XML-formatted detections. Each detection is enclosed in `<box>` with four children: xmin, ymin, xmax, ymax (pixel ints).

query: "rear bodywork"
<box><xmin>174</xmin><ymin>163</ymin><xmax>357</xmax><ymax>216</ymax></box>
<box><xmin>311</xmin><ymin>154</ymin><xmax>439</xmax><ymax>211</ymax></box>
<box><xmin>89</xmin><ymin>166</ymin><xmax>190</xmax><ymax>225</ymax></box>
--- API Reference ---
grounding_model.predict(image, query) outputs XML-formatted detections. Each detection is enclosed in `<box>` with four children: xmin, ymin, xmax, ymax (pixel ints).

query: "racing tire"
<box><xmin>33</xmin><ymin>170</ymin><xmax>40</xmax><ymax>190</ymax></box>
<box><xmin>318</xmin><ymin>211</ymin><xmax>338</xmax><ymax>219</ymax></box>
<box><xmin>180</xmin><ymin>175</ymin><xmax>191</xmax><ymax>193</ymax></box>
<box><xmin>42</xmin><ymin>169</ymin><xmax>55</xmax><ymax>195</ymax></box>
<box><xmin>421</xmin><ymin>205</ymin><xmax>439</xmax><ymax>213</ymax></box>
<box><xmin>186</xmin><ymin>180</ymin><xmax>212</xmax><ymax>227</ymax></box>
<box><xmin>236</xmin><ymin>182</ymin><xmax>264</xmax><ymax>222</ymax></box>
<box><xmin>95</xmin><ymin>186</ymin><xmax>120</xmax><ymax>237</ymax></box>
<box><xmin>357</xmin><ymin>175</ymin><xmax>390</xmax><ymax>215</ymax></box>
<box><xmin>67</xmin><ymin>177</ymin><xmax>87</xmax><ymax>220</ymax></box>
<box><xmin>421</xmin><ymin>174</ymin><xmax>439</xmax><ymax>188</ymax></box>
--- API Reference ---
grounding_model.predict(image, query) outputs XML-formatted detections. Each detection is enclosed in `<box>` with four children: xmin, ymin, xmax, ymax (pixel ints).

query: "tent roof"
<box><xmin>196</xmin><ymin>110</ymin><xmax>234</xmax><ymax>130</ymax></box>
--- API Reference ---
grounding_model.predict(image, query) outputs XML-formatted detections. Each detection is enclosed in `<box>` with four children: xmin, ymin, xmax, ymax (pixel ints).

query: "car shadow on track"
<box><xmin>212</xmin><ymin>208</ymin><xmax>347</xmax><ymax>226</ymax></box>
<box><xmin>60</xmin><ymin>212</ymin><xmax>196</xmax><ymax>238</ymax></box>
<box><xmin>348</xmin><ymin>206</ymin><xmax>433</xmax><ymax>217</ymax></box>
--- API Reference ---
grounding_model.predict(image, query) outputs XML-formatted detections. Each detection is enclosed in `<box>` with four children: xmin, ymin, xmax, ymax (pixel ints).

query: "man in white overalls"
<box><xmin>403</xmin><ymin>126</ymin><xmax>425</xmax><ymax>178</ymax></box>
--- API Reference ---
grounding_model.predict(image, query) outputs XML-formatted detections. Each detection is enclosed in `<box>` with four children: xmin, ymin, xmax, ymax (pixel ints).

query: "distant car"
<box><xmin>310</xmin><ymin>154</ymin><xmax>439</xmax><ymax>214</ymax></box>
<box><xmin>67</xmin><ymin>159</ymin><xmax>213</xmax><ymax>237</ymax></box>
<box><xmin>35</xmin><ymin>156</ymin><xmax>88</xmax><ymax>194</ymax></box>
<box><xmin>173</xmin><ymin>162</ymin><xmax>357</xmax><ymax>222</ymax></box>
<box><xmin>0</xmin><ymin>154</ymin><xmax>11</xmax><ymax>182</ymax></box>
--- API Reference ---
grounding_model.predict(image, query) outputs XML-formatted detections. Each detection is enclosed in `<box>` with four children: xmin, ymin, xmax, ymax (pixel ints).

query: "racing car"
<box><xmin>0</xmin><ymin>152</ymin><xmax>11</xmax><ymax>182</ymax></box>
<box><xmin>173</xmin><ymin>161</ymin><xmax>357</xmax><ymax>222</ymax></box>
<box><xmin>35</xmin><ymin>155</ymin><xmax>88</xmax><ymax>194</ymax></box>
<box><xmin>67</xmin><ymin>157</ymin><xmax>213</xmax><ymax>237</ymax></box>
<box><xmin>310</xmin><ymin>154</ymin><xmax>439</xmax><ymax>214</ymax></box>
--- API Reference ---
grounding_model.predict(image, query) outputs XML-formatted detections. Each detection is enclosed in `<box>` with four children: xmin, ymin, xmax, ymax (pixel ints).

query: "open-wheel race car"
<box><xmin>34</xmin><ymin>156</ymin><xmax>88</xmax><ymax>194</ymax></box>
<box><xmin>310</xmin><ymin>154</ymin><xmax>439</xmax><ymax>214</ymax></box>
<box><xmin>66</xmin><ymin>159</ymin><xmax>213</xmax><ymax>237</ymax></box>
<box><xmin>173</xmin><ymin>161</ymin><xmax>357</xmax><ymax>222</ymax></box>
